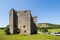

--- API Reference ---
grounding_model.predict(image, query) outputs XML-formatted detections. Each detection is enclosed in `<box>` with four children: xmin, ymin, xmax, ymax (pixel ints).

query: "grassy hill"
<box><xmin>38</xmin><ymin>23</ymin><xmax>60</xmax><ymax>29</ymax></box>
<box><xmin>38</xmin><ymin>23</ymin><xmax>60</xmax><ymax>32</ymax></box>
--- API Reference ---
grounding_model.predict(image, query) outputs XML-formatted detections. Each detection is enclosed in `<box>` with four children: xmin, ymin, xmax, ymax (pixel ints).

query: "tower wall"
<box><xmin>9</xmin><ymin>9</ymin><xmax>14</xmax><ymax>34</ymax></box>
<box><xmin>9</xmin><ymin>9</ymin><xmax>18</xmax><ymax>34</ymax></box>
<box><xmin>31</xmin><ymin>16</ymin><xmax>37</xmax><ymax>34</ymax></box>
<box><xmin>33</xmin><ymin>16</ymin><xmax>37</xmax><ymax>27</ymax></box>
<box><xmin>17</xmin><ymin>10</ymin><xmax>31</xmax><ymax>34</ymax></box>
<box><xmin>9</xmin><ymin>9</ymin><xmax>37</xmax><ymax>35</ymax></box>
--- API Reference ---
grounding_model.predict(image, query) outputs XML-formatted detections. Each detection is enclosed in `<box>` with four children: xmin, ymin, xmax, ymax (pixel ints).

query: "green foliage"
<box><xmin>0</xmin><ymin>27</ymin><xmax>5</xmax><ymax>30</ymax></box>
<box><xmin>5</xmin><ymin>25</ymin><xmax>10</xmax><ymax>35</ymax></box>
<box><xmin>0</xmin><ymin>25</ymin><xmax>10</xmax><ymax>35</ymax></box>
<box><xmin>0</xmin><ymin>25</ymin><xmax>9</xmax><ymax>30</ymax></box>
<box><xmin>39</xmin><ymin>28</ymin><xmax>48</xmax><ymax>32</ymax></box>
<box><xmin>5</xmin><ymin>25</ymin><xmax>9</xmax><ymax>29</ymax></box>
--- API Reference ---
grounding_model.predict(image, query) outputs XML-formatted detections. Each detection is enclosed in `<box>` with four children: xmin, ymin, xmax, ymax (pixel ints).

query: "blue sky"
<box><xmin>0</xmin><ymin>0</ymin><xmax>60</xmax><ymax>27</ymax></box>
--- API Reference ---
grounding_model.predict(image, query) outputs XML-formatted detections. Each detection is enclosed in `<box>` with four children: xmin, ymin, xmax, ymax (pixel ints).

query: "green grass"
<box><xmin>0</xmin><ymin>29</ymin><xmax>60</xmax><ymax>40</ymax></box>
<box><xmin>0</xmin><ymin>29</ymin><xmax>5</xmax><ymax>35</ymax></box>
<box><xmin>38</xmin><ymin>29</ymin><xmax>60</xmax><ymax>32</ymax></box>
<box><xmin>48</xmin><ymin>29</ymin><xmax>60</xmax><ymax>32</ymax></box>
<box><xmin>0</xmin><ymin>34</ymin><xmax>60</xmax><ymax>40</ymax></box>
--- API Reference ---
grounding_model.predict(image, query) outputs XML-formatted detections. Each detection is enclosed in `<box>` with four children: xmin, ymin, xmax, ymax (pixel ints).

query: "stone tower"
<box><xmin>9</xmin><ymin>8</ymin><xmax>37</xmax><ymax>35</ymax></box>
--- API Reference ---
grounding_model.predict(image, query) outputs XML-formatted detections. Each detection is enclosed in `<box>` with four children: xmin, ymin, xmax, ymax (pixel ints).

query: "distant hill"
<box><xmin>38</xmin><ymin>23</ymin><xmax>60</xmax><ymax>29</ymax></box>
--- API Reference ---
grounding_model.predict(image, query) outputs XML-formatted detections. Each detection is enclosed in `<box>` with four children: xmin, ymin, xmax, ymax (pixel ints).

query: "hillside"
<box><xmin>38</xmin><ymin>23</ymin><xmax>60</xmax><ymax>29</ymax></box>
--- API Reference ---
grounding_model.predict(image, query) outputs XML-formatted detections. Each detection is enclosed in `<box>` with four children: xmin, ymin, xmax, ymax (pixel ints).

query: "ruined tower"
<box><xmin>9</xmin><ymin>8</ymin><xmax>37</xmax><ymax>35</ymax></box>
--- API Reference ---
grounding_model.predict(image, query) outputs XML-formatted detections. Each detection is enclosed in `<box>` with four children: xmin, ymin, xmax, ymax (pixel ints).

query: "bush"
<box><xmin>39</xmin><ymin>28</ymin><xmax>48</xmax><ymax>32</ymax></box>
<box><xmin>5</xmin><ymin>28</ymin><xmax>10</xmax><ymax>35</ymax></box>
<box><xmin>5</xmin><ymin>25</ymin><xmax>10</xmax><ymax>35</ymax></box>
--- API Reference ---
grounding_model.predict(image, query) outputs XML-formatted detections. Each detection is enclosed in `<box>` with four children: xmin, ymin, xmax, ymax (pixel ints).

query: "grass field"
<box><xmin>0</xmin><ymin>29</ymin><xmax>5</xmax><ymax>35</ymax></box>
<box><xmin>1</xmin><ymin>34</ymin><xmax>60</xmax><ymax>40</ymax></box>
<box><xmin>48</xmin><ymin>29</ymin><xmax>60</xmax><ymax>32</ymax></box>
<box><xmin>38</xmin><ymin>29</ymin><xmax>60</xmax><ymax>32</ymax></box>
<box><xmin>0</xmin><ymin>29</ymin><xmax>60</xmax><ymax>40</ymax></box>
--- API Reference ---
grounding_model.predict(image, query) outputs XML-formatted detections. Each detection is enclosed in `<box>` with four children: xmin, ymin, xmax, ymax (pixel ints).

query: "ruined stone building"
<box><xmin>9</xmin><ymin>8</ymin><xmax>37</xmax><ymax>35</ymax></box>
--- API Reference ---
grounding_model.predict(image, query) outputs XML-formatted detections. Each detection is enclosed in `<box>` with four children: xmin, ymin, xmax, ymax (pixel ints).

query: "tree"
<box><xmin>5</xmin><ymin>25</ymin><xmax>10</xmax><ymax>35</ymax></box>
